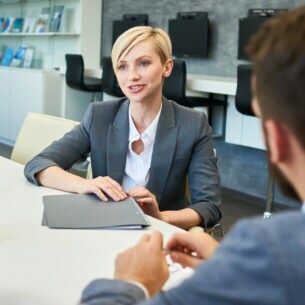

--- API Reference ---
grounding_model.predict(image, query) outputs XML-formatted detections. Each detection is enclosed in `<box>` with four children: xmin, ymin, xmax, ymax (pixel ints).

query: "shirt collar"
<box><xmin>128</xmin><ymin>104</ymin><xmax>162</xmax><ymax>141</ymax></box>
<box><xmin>302</xmin><ymin>202</ymin><xmax>305</xmax><ymax>214</ymax></box>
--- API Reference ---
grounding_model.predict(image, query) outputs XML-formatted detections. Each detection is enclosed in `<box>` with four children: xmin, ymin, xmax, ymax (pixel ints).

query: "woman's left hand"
<box><xmin>127</xmin><ymin>186</ymin><xmax>162</xmax><ymax>220</ymax></box>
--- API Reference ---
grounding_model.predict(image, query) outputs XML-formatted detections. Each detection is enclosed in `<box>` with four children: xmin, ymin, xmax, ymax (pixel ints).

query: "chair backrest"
<box><xmin>65</xmin><ymin>54</ymin><xmax>86</xmax><ymax>91</ymax></box>
<box><xmin>101</xmin><ymin>57</ymin><xmax>124</xmax><ymax>97</ymax></box>
<box><xmin>235</xmin><ymin>64</ymin><xmax>254</xmax><ymax>116</ymax></box>
<box><xmin>163</xmin><ymin>59</ymin><xmax>186</xmax><ymax>105</ymax></box>
<box><xmin>11</xmin><ymin>112</ymin><xmax>79</xmax><ymax>165</ymax></box>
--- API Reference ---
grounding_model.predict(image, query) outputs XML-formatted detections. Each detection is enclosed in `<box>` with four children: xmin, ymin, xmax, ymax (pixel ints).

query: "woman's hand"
<box><xmin>127</xmin><ymin>186</ymin><xmax>162</xmax><ymax>219</ymax></box>
<box><xmin>76</xmin><ymin>176</ymin><xmax>127</xmax><ymax>201</ymax></box>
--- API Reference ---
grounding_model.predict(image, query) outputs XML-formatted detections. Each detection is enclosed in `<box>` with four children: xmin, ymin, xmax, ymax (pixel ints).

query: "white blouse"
<box><xmin>122</xmin><ymin>105</ymin><xmax>162</xmax><ymax>192</ymax></box>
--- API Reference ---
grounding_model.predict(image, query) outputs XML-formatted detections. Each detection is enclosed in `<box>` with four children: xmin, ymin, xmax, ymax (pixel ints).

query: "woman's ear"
<box><xmin>163</xmin><ymin>59</ymin><xmax>173</xmax><ymax>78</ymax></box>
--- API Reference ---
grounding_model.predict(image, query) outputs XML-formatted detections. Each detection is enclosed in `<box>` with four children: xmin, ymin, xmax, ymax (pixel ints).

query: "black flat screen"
<box><xmin>113</xmin><ymin>19</ymin><xmax>148</xmax><ymax>44</ymax></box>
<box><xmin>169</xmin><ymin>17</ymin><xmax>209</xmax><ymax>58</ymax></box>
<box><xmin>238</xmin><ymin>17</ymin><xmax>267</xmax><ymax>60</ymax></box>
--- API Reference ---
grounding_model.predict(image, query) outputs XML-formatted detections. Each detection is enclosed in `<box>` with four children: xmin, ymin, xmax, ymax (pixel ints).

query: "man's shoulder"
<box><xmin>227</xmin><ymin>210</ymin><xmax>305</xmax><ymax>253</ymax></box>
<box><xmin>237</xmin><ymin>210</ymin><xmax>304</xmax><ymax>231</ymax></box>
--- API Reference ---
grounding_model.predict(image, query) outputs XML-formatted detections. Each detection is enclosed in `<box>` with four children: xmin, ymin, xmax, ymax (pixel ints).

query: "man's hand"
<box><xmin>76</xmin><ymin>176</ymin><xmax>127</xmax><ymax>201</ymax></box>
<box><xmin>115</xmin><ymin>231</ymin><xmax>169</xmax><ymax>296</ymax></box>
<box><xmin>166</xmin><ymin>232</ymin><xmax>219</xmax><ymax>268</ymax></box>
<box><xmin>127</xmin><ymin>186</ymin><xmax>162</xmax><ymax>220</ymax></box>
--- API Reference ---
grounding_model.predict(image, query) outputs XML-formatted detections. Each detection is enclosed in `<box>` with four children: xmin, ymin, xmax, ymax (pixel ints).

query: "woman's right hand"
<box><xmin>76</xmin><ymin>176</ymin><xmax>127</xmax><ymax>201</ymax></box>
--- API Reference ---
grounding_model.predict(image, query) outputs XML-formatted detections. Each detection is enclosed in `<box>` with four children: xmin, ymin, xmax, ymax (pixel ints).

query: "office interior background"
<box><xmin>105</xmin><ymin>0</ymin><xmax>302</xmax><ymax>210</ymax></box>
<box><xmin>1</xmin><ymin>0</ymin><xmax>302</xmax><ymax>215</ymax></box>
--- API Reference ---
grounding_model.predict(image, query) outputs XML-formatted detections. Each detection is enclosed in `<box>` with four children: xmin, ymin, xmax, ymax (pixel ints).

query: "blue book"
<box><xmin>1</xmin><ymin>48</ymin><xmax>14</xmax><ymax>66</ymax></box>
<box><xmin>1</xmin><ymin>17</ymin><xmax>15</xmax><ymax>33</ymax></box>
<box><xmin>12</xmin><ymin>17</ymin><xmax>24</xmax><ymax>33</ymax></box>
<box><xmin>49</xmin><ymin>5</ymin><xmax>64</xmax><ymax>32</ymax></box>
<box><xmin>11</xmin><ymin>45</ymin><xmax>27</xmax><ymax>67</ymax></box>
<box><xmin>0</xmin><ymin>18</ymin><xmax>5</xmax><ymax>32</ymax></box>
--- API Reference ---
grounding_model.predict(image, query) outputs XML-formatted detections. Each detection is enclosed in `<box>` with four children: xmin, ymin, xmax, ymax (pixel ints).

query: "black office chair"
<box><xmin>235</xmin><ymin>64</ymin><xmax>274</xmax><ymax>218</ymax></box>
<box><xmin>101</xmin><ymin>57</ymin><xmax>124</xmax><ymax>98</ymax></box>
<box><xmin>163</xmin><ymin>59</ymin><xmax>227</xmax><ymax>128</ymax></box>
<box><xmin>65</xmin><ymin>54</ymin><xmax>103</xmax><ymax>103</ymax></box>
<box><xmin>235</xmin><ymin>64</ymin><xmax>254</xmax><ymax>116</ymax></box>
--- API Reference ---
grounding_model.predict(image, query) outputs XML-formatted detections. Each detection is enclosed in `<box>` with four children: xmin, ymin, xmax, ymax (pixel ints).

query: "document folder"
<box><xmin>42</xmin><ymin>194</ymin><xmax>150</xmax><ymax>229</ymax></box>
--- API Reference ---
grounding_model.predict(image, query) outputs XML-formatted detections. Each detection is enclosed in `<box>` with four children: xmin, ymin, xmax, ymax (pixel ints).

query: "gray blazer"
<box><xmin>80</xmin><ymin>211</ymin><xmax>305</xmax><ymax>305</ymax></box>
<box><xmin>24</xmin><ymin>97</ymin><xmax>221</xmax><ymax>228</ymax></box>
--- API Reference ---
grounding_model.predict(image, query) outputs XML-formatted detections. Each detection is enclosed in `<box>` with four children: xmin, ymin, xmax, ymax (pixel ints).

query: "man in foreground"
<box><xmin>80</xmin><ymin>6</ymin><xmax>305</xmax><ymax>305</ymax></box>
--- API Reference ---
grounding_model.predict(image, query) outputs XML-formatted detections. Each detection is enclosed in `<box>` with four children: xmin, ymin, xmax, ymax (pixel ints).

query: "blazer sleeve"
<box><xmin>80</xmin><ymin>279</ymin><xmax>147</xmax><ymax>305</ymax></box>
<box><xmin>187</xmin><ymin>111</ymin><xmax>221</xmax><ymax>228</ymax></box>
<box><xmin>80</xmin><ymin>218</ymin><xmax>288</xmax><ymax>305</ymax></box>
<box><xmin>24</xmin><ymin>103</ymin><xmax>94</xmax><ymax>185</ymax></box>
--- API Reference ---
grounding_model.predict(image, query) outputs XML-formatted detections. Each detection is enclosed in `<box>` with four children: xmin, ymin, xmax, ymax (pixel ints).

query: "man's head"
<box><xmin>247</xmin><ymin>6</ymin><xmax>305</xmax><ymax>146</ymax></box>
<box><xmin>247</xmin><ymin>6</ymin><xmax>305</xmax><ymax>201</ymax></box>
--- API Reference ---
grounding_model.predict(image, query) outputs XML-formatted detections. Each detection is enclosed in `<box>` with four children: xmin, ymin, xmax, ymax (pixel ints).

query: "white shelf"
<box><xmin>0</xmin><ymin>0</ymin><xmax>101</xmax><ymax>69</ymax></box>
<box><xmin>0</xmin><ymin>32</ymin><xmax>81</xmax><ymax>37</ymax></box>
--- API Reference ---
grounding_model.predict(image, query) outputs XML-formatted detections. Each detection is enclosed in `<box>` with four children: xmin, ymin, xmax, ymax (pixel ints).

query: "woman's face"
<box><xmin>115</xmin><ymin>39</ymin><xmax>172</xmax><ymax>105</ymax></box>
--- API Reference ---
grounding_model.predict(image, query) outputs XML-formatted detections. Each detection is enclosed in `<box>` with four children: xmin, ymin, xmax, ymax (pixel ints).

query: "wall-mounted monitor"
<box><xmin>168</xmin><ymin>12</ymin><xmax>209</xmax><ymax>58</ymax></box>
<box><xmin>112</xmin><ymin>14</ymin><xmax>148</xmax><ymax>44</ymax></box>
<box><xmin>238</xmin><ymin>9</ymin><xmax>287</xmax><ymax>60</ymax></box>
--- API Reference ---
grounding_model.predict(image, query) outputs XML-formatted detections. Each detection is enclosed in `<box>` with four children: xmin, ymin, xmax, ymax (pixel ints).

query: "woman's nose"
<box><xmin>128</xmin><ymin>68</ymin><xmax>140</xmax><ymax>81</ymax></box>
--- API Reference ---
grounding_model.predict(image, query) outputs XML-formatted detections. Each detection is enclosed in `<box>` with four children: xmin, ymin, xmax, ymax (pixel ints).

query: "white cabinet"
<box><xmin>225</xmin><ymin>95</ymin><xmax>265</xmax><ymax>150</ymax></box>
<box><xmin>0</xmin><ymin>68</ymin><xmax>11</xmax><ymax>140</ymax></box>
<box><xmin>0</xmin><ymin>66</ymin><xmax>62</xmax><ymax>145</ymax></box>
<box><xmin>0</xmin><ymin>0</ymin><xmax>102</xmax><ymax>145</ymax></box>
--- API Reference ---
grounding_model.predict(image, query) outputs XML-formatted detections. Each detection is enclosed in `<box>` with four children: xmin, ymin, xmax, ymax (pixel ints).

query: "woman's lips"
<box><xmin>127</xmin><ymin>84</ymin><xmax>145</xmax><ymax>93</ymax></box>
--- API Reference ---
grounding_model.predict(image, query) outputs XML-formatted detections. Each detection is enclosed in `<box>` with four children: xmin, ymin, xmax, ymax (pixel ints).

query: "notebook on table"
<box><xmin>42</xmin><ymin>194</ymin><xmax>150</xmax><ymax>229</ymax></box>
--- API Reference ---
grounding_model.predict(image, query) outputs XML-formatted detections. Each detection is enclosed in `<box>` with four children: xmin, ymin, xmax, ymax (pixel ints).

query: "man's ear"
<box><xmin>163</xmin><ymin>59</ymin><xmax>173</xmax><ymax>78</ymax></box>
<box><xmin>264</xmin><ymin>120</ymin><xmax>289</xmax><ymax>164</ymax></box>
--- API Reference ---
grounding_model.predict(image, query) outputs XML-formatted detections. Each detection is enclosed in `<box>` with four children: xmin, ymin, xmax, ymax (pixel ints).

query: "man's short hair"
<box><xmin>247</xmin><ymin>5</ymin><xmax>305</xmax><ymax>148</ymax></box>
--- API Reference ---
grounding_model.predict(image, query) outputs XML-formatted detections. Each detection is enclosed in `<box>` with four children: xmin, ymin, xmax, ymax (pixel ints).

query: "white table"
<box><xmin>0</xmin><ymin>157</ymin><xmax>183</xmax><ymax>305</ymax></box>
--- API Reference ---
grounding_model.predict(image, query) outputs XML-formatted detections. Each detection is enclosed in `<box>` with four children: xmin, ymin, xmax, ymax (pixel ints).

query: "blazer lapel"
<box><xmin>107</xmin><ymin>100</ymin><xmax>129</xmax><ymax>184</ymax></box>
<box><xmin>147</xmin><ymin>97</ymin><xmax>178</xmax><ymax>202</ymax></box>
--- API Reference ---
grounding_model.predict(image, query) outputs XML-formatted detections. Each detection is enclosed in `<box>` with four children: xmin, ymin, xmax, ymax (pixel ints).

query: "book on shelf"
<box><xmin>12</xmin><ymin>17</ymin><xmax>24</xmax><ymax>33</ymax></box>
<box><xmin>22</xmin><ymin>18</ymin><xmax>36</xmax><ymax>33</ymax></box>
<box><xmin>23</xmin><ymin>47</ymin><xmax>34</xmax><ymax>68</ymax></box>
<box><xmin>49</xmin><ymin>5</ymin><xmax>64</xmax><ymax>32</ymax></box>
<box><xmin>10</xmin><ymin>45</ymin><xmax>27</xmax><ymax>67</ymax></box>
<box><xmin>1</xmin><ymin>48</ymin><xmax>14</xmax><ymax>66</ymax></box>
<box><xmin>1</xmin><ymin>17</ymin><xmax>15</xmax><ymax>33</ymax></box>
<box><xmin>35</xmin><ymin>7</ymin><xmax>51</xmax><ymax>33</ymax></box>
<box><xmin>0</xmin><ymin>18</ymin><xmax>5</xmax><ymax>32</ymax></box>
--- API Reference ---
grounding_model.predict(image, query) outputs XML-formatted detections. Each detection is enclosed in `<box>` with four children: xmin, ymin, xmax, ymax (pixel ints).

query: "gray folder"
<box><xmin>42</xmin><ymin>194</ymin><xmax>150</xmax><ymax>229</ymax></box>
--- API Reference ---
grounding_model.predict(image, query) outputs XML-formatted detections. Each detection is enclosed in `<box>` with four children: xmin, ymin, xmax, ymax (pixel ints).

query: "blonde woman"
<box><xmin>25</xmin><ymin>26</ymin><xmax>221</xmax><ymax>230</ymax></box>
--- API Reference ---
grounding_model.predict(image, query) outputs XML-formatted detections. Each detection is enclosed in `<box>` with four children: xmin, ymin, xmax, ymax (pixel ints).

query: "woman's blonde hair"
<box><xmin>111</xmin><ymin>26</ymin><xmax>172</xmax><ymax>70</ymax></box>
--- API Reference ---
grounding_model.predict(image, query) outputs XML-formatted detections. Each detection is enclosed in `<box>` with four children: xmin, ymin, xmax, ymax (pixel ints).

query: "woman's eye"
<box><xmin>118</xmin><ymin>64</ymin><xmax>127</xmax><ymax>71</ymax></box>
<box><xmin>139</xmin><ymin>61</ymin><xmax>150</xmax><ymax>67</ymax></box>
